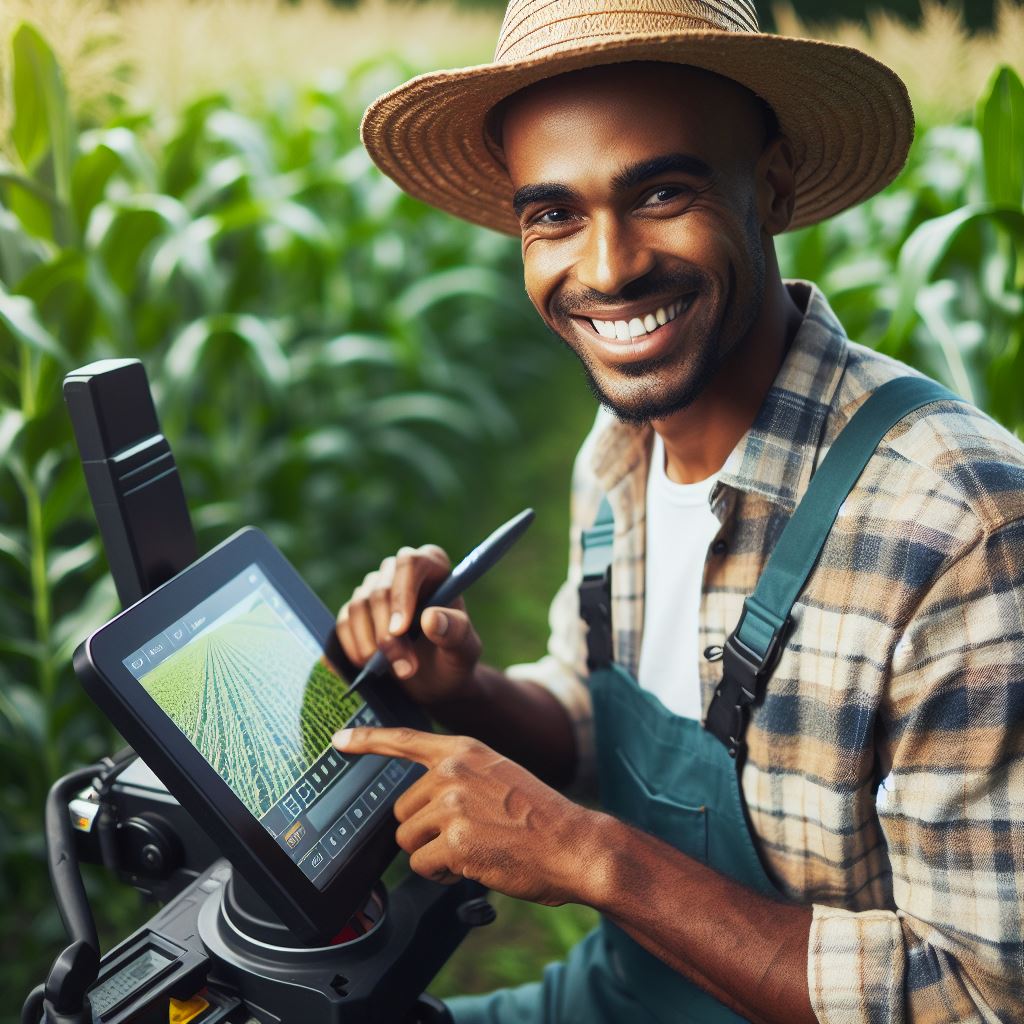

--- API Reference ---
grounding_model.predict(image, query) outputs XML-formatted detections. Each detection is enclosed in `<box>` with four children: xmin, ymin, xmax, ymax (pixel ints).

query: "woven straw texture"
<box><xmin>360</xmin><ymin>0</ymin><xmax>914</xmax><ymax>235</ymax></box>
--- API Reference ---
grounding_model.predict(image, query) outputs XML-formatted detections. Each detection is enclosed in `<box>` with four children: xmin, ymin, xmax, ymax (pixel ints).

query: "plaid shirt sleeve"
<box><xmin>809</xmin><ymin>513</ymin><xmax>1024</xmax><ymax>1022</ymax></box>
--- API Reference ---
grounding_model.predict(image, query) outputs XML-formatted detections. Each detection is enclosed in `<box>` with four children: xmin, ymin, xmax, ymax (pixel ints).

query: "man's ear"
<box><xmin>757</xmin><ymin>136</ymin><xmax>797</xmax><ymax>236</ymax></box>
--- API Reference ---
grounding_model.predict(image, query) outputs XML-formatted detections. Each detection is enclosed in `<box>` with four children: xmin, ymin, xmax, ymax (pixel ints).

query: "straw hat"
<box><xmin>361</xmin><ymin>0</ymin><xmax>914</xmax><ymax>235</ymax></box>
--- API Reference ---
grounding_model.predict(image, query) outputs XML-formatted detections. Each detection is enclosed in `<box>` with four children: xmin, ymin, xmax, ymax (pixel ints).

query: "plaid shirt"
<box><xmin>507</xmin><ymin>282</ymin><xmax>1024</xmax><ymax>1022</ymax></box>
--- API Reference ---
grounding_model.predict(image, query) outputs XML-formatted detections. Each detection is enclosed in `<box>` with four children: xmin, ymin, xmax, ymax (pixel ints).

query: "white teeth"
<box><xmin>591</xmin><ymin>296</ymin><xmax>692</xmax><ymax>341</ymax></box>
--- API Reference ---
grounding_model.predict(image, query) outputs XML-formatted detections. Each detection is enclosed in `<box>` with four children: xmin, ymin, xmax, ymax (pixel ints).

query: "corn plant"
<box><xmin>777</xmin><ymin>65</ymin><xmax>1024</xmax><ymax>433</ymax></box>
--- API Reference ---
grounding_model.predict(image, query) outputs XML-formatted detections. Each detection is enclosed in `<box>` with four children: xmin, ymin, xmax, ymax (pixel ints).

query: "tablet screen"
<box><xmin>121</xmin><ymin>563</ymin><xmax>398</xmax><ymax>891</ymax></box>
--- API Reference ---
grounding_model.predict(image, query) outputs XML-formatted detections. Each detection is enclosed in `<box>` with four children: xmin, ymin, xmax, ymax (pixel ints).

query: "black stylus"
<box><xmin>343</xmin><ymin>507</ymin><xmax>536</xmax><ymax>694</ymax></box>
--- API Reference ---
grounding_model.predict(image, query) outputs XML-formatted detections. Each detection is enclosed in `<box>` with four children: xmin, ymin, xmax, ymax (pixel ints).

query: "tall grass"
<box><xmin>0</xmin><ymin>0</ymin><xmax>126</xmax><ymax>156</ymax></box>
<box><xmin>121</xmin><ymin>0</ymin><xmax>502</xmax><ymax>115</ymax></box>
<box><xmin>774</xmin><ymin>0</ymin><xmax>1024</xmax><ymax>124</ymax></box>
<box><xmin>9</xmin><ymin>0</ymin><xmax>1023</xmax><ymax>130</ymax></box>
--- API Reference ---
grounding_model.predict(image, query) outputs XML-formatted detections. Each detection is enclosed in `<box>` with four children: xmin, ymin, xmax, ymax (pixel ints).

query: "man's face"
<box><xmin>500</xmin><ymin>63</ymin><xmax>781</xmax><ymax>424</ymax></box>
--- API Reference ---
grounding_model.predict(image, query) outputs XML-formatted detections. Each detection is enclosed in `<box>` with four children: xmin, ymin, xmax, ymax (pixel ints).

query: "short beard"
<box><xmin>572</xmin><ymin>326</ymin><xmax>720</xmax><ymax>426</ymax></box>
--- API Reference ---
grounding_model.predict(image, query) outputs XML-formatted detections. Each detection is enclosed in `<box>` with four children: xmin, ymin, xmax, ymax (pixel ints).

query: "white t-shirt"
<box><xmin>637</xmin><ymin>433</ymin><xmax>722</xmax><ymax>720</ymax></box>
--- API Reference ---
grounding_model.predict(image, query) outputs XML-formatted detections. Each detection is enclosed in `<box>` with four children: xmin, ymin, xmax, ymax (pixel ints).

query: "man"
<box><xmin>332</xmin><ymin>3</ymin><xmax>1024</xmax><ymax>1022</ymax></box>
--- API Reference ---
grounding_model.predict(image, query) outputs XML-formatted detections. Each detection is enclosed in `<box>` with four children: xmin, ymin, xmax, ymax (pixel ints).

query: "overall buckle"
<box><xmin>579</xmin><ymin>567</ymin><xmax>613</xmax><ymax>670</ymax></box>
<box><xmin>722</xmin><ymin>631</ymin><xmax>774</xmax><ymax>706</ymax></box>
<box><xmin>708</xmin><ymin>615</ymin><xmax>790</xmax><ymax>759</ymax></box>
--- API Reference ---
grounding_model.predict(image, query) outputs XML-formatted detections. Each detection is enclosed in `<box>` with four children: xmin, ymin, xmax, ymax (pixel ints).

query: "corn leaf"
<box><xmin>165</xmin><ymin>313</ymin><xmax>289</xmax><ymax>388</ymax></box>
<box><xmin>0</xmin><ymin>282</ymin><xmax>66</xmax><ymax>361</ymax></box>
<box><xmin>395</xmin><ymin>267</ymin><xmax>524</xmax><ymax>321</ymax></box>
<box><xmin>978</xmin><ymin>66</ymin><xmax>1024</xmax><ymax>207</ymax></box>
<box><xmin>10</xmin><ymin>24</ymin><xmax>74</xmax><ymax>216</ymax></box>
<box><xmin>0</xmin><ymin>203</ymin><xmax>48</xmax><ymax>287</ymax></box>
<box><xmin>885</xmin><ymin>204</ymin><xmax>1024</xmax><ymax>350</ymax></box>
<box><xmin>365</xmin><ymin>392</ymin><xmax>481</xmax><ymax>438</ymax></box>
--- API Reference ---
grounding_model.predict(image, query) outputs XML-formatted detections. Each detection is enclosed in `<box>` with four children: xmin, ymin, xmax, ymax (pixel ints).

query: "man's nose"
<box><xmin>574</xmin><ymin>213</ymin><xmax>656</xmax><ymax>296</ymax></box>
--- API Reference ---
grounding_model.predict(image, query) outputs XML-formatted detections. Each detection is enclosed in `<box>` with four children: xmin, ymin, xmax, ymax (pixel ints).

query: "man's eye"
<box><xmin>643</xmin><ymin>186</ymin><xmax>687</xmax><ymax>206</ymax></box>
<box><xmin>532</xmin><ymin>208</ymin><xmax>573</xmax><ymax>226</ymax></box>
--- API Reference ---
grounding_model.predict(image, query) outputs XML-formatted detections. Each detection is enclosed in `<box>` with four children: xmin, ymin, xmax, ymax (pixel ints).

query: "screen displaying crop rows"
<box><xmin>132</xmin><ymin>568</ymin><xmax>364</xmax><ymax>819</ymax></box>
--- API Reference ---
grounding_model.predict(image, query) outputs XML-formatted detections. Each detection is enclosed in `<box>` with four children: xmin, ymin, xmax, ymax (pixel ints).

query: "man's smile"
<box><xmin>568</xmin><ymin>292</ymin><xmax>699</xmax><ymax>366</ymax></box>
<box><xmin>585</xmin><ymin>295</ymin><xmax>694</xmax><ymax>341</ymax></box>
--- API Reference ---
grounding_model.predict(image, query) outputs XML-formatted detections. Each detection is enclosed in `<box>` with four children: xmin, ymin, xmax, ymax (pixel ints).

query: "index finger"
<box><xmin>332</xmin><ymin>725</ymin><xmax>452</xmax><ymax>767</ymax></box>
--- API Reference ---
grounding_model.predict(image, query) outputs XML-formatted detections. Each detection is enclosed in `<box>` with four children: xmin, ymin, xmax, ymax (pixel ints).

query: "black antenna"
<box><xmin>63</xmin><ymin>359</ymin><xmax>197</xmax><ymax>607</ymax></box>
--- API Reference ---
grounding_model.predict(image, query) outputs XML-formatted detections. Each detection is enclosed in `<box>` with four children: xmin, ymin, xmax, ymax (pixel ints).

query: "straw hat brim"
<box><xmin>361</xmin><ymin>32</ymin><xmax>914</xmax><ymax>235</ymax></box>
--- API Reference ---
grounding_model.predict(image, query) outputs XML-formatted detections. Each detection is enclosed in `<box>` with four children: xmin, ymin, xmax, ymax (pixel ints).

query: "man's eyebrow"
<box><xmin>511</xmin><ymin>154</ymin><xmax>713</xmax><ymax>217</ymax></box>
<box><xmin>610</xmin><ymin>153</ymin><xmax>713</xmax><ymax>193</ymax></box>
<box><xmin>512</xmin><ymin>182</ymin><xmax>582</xmax><ymax>218</ymax></box>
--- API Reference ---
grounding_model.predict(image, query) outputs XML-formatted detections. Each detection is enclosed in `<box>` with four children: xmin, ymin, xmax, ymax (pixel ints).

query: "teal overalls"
<box><xmin>449</xmin><ymin>378</ymin><xmax>955</xmax><ymax>1024</ymax></box>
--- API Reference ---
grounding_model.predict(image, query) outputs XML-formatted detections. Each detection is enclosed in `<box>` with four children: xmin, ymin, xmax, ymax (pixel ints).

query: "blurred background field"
<box><xmin>0</xmin><ymin>0</ymin><xmax>1021</xmax><ymax>1016</ymax></box>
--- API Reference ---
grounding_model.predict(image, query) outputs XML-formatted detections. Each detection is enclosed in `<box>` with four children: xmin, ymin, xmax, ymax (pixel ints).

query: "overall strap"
<box><xmin>580</xmin><ymin>496</ymin><xmax>615</xmax><ymax>669</ymax></box>
<box><xmin>704</xmin><ymin>376</ymin><xmax>960</xmax><ymax>759</ymax></box>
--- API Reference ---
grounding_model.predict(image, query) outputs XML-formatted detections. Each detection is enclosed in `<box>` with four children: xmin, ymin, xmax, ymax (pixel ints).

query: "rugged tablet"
<box><xmin>74</xmin><ymin>526</ymin><xmax>426</xmax><ymax>943</ymax></box>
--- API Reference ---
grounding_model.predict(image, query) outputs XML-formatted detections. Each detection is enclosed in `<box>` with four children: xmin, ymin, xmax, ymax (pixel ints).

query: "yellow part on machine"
<box><xmin>168</xmin><ymin>994</ymin><xmax>210</xmax><ymax>1023</ymax></box>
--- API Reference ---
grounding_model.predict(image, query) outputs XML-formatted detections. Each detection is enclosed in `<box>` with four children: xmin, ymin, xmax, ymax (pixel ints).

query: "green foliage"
<box><xmin>431</xmin><ymin>892</ymin><xmax>599</xmax><ymax>1000</ymax></box>
<box><xmin>2</xmin><ymin>13</ymin><xmax>1022</xmax><ymax>1017</ymax></box>
<box><xmin>0</xmin><ymin>25</ymin><xmax>558</xmax><ymax>1008</ymax></box>
<box><xmin>778</xmin><ymin>64</ymin><xmax>1024</xmax><ymax>431</ymax></box>
<box><xmin>978</xmin><ymin>65</ymin><xmax>1024</xmax><ymax>205</ymax></box>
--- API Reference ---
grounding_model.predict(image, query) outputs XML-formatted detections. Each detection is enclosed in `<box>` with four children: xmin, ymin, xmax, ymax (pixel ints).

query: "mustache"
<box><xmin>552</xmin><ymin>267</ymin><xmax>708</xmax><ymax>318</ymax></box>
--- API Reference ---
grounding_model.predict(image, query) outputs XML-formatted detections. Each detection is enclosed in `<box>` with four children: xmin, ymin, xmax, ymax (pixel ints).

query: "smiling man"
<box><xmin>332</xmin><ymin>3</ymin><xmax>1024</xmax><ymax>1023</ymax></box>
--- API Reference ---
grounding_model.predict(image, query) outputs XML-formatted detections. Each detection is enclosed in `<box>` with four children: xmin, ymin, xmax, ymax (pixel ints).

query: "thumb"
<box><xmin>421</xmin><ymin>607</ymin><xmax>478</xmax><ymax>654</ymax></box>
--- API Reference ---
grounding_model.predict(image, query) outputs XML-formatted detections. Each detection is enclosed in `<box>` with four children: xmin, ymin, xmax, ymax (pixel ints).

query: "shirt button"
<box><xmin>711</xmin><ymin>539</ymin><xmax>728</xmax><ymax>555</ymax></box>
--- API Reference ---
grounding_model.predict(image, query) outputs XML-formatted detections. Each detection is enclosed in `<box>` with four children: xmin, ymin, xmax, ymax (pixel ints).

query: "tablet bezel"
<box><xmin>74</xmin><ymin>526</ymin><xmax>427</xmax><ymax>943</ymax></box>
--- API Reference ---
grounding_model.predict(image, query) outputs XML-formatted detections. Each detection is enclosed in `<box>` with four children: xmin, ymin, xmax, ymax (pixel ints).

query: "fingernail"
<box><xmin>389</xmin><ymin>612</ymin><xmax>404</xmax><ymax>634</ymax></box>
<box><xmin>333</xmin><ymin>729</ymin><xmax>353</xmax><ymax>749</ymax></box>
<box><xmin>432</xmin><ymin>611</ymin><xmax>448</xmax><ymax>636</ymax></box>
<box><xmin>393</xmin><ymin>659</ymin><xmax>413</xmax><ymax>678</ymax></box>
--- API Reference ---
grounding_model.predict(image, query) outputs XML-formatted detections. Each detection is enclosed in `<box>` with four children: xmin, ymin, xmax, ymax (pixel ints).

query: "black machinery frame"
<box><xmin>21</xmin><ymin>358</ymin><xmax>492</xmax><ymax>1024</ymax></box>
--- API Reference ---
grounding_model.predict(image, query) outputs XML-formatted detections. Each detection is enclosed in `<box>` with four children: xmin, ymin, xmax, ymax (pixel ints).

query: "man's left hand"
<box><xmin>332</xmin><ymin>726</ymin><xmax>604</xmax><ymax>906</ymax></box>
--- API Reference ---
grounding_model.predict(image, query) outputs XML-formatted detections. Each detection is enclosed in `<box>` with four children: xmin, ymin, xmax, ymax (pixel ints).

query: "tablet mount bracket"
<box><xmin>63</xmin><ymin>358</ymin><xmax>199</xmax><ymax>607</ymax></box>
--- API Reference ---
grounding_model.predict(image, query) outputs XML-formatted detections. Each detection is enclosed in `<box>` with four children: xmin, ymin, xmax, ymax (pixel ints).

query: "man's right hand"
<box><xmin>335</xmin><ymin>544</ymin><xmax>483</xmax><ymax>706</ymax></box>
